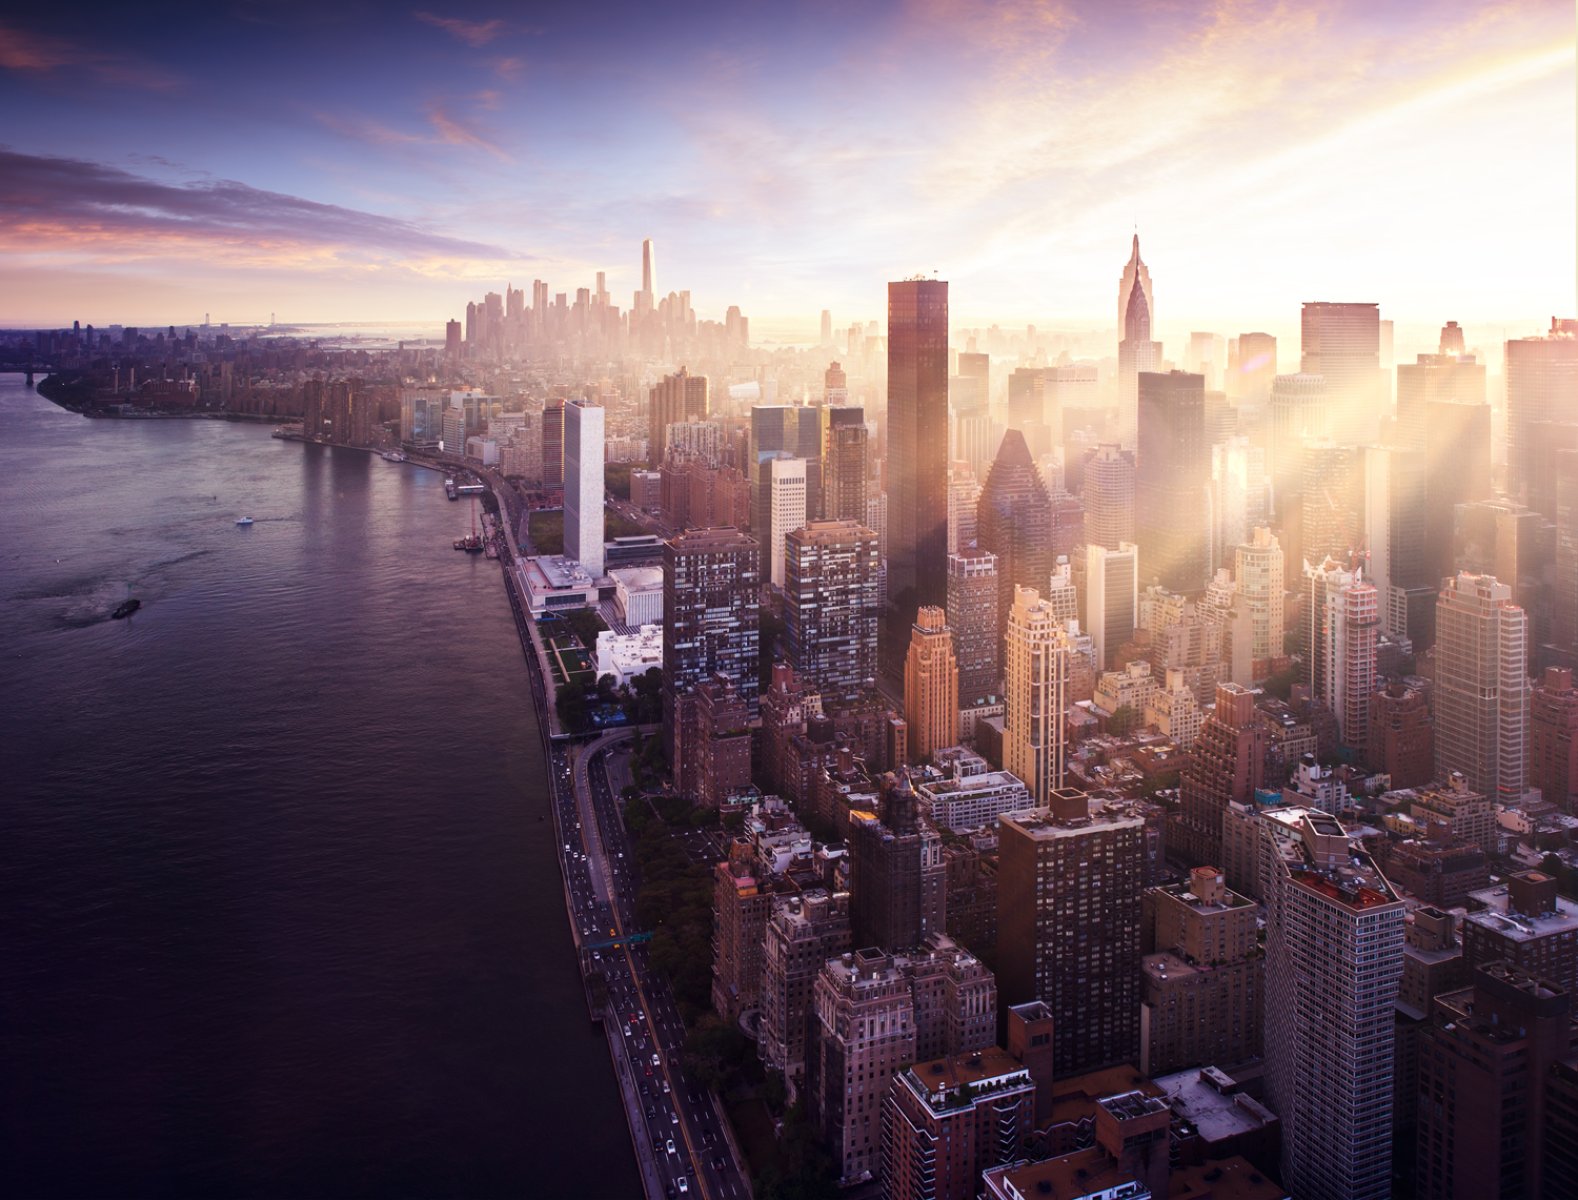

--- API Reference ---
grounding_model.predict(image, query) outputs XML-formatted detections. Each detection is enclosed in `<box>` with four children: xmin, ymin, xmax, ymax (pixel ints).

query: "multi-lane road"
<box><xmin>548</xmin><ymin>733</ymin><xmax>750</xmax><ymax>1200</ymax></box>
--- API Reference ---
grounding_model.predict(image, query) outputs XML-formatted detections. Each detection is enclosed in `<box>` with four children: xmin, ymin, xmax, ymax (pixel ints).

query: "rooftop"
<box><xmin>609</xmin><ymin>564</ymin><xmax>663</xmax><ymax>590</ymax></box>
<box><xmin>1153</xmin><ymin>1067</ymin><xmax>1279</xmax><ymax>1145</ymax></box>
<box><xmin>1464</xmin><ymin>886</ymin><xmax>1578</xmax><ymax>941</ymax></box>
<box><xmin>899</xmin><ymin>1047</ymin><xmax>1031</xmax><ymax>1115</ymax></box>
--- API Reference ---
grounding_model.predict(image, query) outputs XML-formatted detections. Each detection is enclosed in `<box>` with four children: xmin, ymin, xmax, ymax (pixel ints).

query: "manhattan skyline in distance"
<box><xmin>0</xmin><ymin>1</ymin><xmax>1573</xmax><ymax>335</ymax></box>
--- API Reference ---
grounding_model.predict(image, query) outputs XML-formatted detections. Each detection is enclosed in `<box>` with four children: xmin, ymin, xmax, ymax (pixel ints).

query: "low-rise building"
<box><xmin>594</xmin><ymin>624</ymin><xmax>663</xmax><ymax>687</ymax></box>
<box><xmin>610</xmin><ymin>565</ymin><xmax>663</xmax><ymax>626</ymax></box>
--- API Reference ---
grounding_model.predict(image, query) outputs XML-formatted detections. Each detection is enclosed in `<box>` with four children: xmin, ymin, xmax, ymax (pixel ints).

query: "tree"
<box><xmin>562</xmin><ymin>606</ymin><xmax>608</xmax><ymax>650</ymax></box>
<box><xmin>1107</xmin><ymin>704</ymin><xmax>1141</xmax><ymax>737</ymax></box>
<box><xmin>556</xmin><ymin>681</ymin><xmax>591</xmax><ymax>733</ymax></box>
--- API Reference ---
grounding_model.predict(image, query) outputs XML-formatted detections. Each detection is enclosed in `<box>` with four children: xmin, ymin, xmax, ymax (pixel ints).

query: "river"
<box><xmin>0</xmin><ymin>375</ymin><xmax>638</xmax><ymax>1197</ymax></box>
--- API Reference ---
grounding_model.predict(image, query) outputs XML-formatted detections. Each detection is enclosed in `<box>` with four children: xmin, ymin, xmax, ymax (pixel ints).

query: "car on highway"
<box><xmin>678</xmin><ymin>1180</ymin><xmax>689</xmax><ymax>1194</ymax></box>
<box><xmin>665</xmin><ymin>1138</ymin><xmax>675</xmax><ymax>1156</ymax></box>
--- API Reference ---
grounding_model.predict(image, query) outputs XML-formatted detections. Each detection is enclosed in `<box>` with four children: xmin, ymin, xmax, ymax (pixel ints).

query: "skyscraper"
<box><xmin>1233</xmin><ymin>527</ymin><xmax>1284</xmax><ymax>675</ymax></box>
<box><xmin>904</xmin><ymin>606</ymin><xmax>959</xmax><ymax>764</ymax></box>
<box><xmin>947</xmin><ymin>551</ymin><xmax>1000</xmax><ymax>709</ymax></box>
<box><xmin>997</xmin><ymin>792</ymin><xmax>1145</xmax><ymax>1075</ymax></box>
<box><xmin>1228</xmin><ymin>331</ymin><xmax>1277</xmax><ymax>405</ymax></box>
<box><xmin>1435</xmin><ymin>573</ymin><xmax>1530</xmax><ymax>802</ymax></box>
<box><xmin>1136</xmin><ymin>370</ymin><xmax>1209</xmax><ymax>593</ymax></box>
<box><xmin>1004</xmin><ymin>586</ymin><xmax>1070</xmax><ymax>803</ymax></box>
<box><xmin>662</xmin><ymin>528</ymin><xmax>761</xmax><ymax>791</ymax></box>
<box><xmin>1117</xmin><ymin>235</ymin><xmax>1160</xmax><ymax>446</ymax></box>
<box><xmin>1300</xmin><ymin>301</ymin><xmax>1382</xmax><ymax>445</ymax></box>
<box><xmin>647</xmin><ymin>367</ymin><xmax>709</xmax><ymax>467</ymax></box>
<box><xmin>1081</xmin><ymin>443</ymin><xmax>1136</xmax><ymax>550</ymax></box>
<box><xmin>1422</xmin><ymin>399</ymin><xmax>1492</xmax><ymax>590</ymax></box>
<box><xmin>1174</xmin><ymin>683</ymin><xmax>1266</xmax><ymax>870</ymax></box>
<box><xmin>1262</xmin><ymin>806</ymin><xmax>1405</xmax><ymax>1200</ymax></box>
<box><xmin>563</xmin><ymin>399</ymin><xmax>605</xmax><ymax>578</ymax></box>
<box><xmin>783</xmin><ymin>520</ymin><xmax>880</xmax><ymax>701</ymax></box>
<box><xmin>1084</xmin><ymin>541</ymin><xmax>1139</xmax><ymax>670</ymax></box>
<box><xmin>641</xmin><ymin>236</ymin><xmax>655</xmax><ymax>297</ymax></box>
<box><xmin>1394</xmin><ymin>350</ymin><xmax>1484</xmax><ymax>451</ymax></box>
<box><xmin>975</xmin><ymin>429</ymin><xmax>1053</xmax><ymax>626</ymax></box>
<box><xmin>883</xmin><ymin>279</ymin><xmax>951</xmax><ymax>687</ymax></box>
<box><xmin>1506</xmin><ymin>321</ymin><xmax>1578</xmax><ymax>508</ymax></box>
<box><xmin>758</xmin><ymin>455</ymin><xmax>807</xmax><ymax>591</ymax></box>
<box><xmin>847</xmin><ymin>772</ymin><xmax>945</xmax><ymax>953</ymax></box>
<box><xmin>1298</xmin><ymin>441</ymin><xmax>1361</xmax><ymax>567</ymax></box>
<box><xmin>1301</xmin><ymin>557</ymin><xmax>1378</xmax><ymax>750</ymax></box>
<box><xmin>541</xmin><ymin>397</ymin><xmax>565</xmax><ymax>491</ymax></box>
<box><xmin>1532</xmin><ymin>667</ymin><xmax>1578</xmax><ymax>811</ymax></box>
<box><xmin>821</xmin><ymin>406</ymin><xmax>868</xmax><ymax>522</ymax></box>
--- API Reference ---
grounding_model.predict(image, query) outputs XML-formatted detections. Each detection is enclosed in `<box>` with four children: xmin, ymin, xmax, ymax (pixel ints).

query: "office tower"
<box><xmin>1434</xmin><ymin>573</ymin><xmax>1530</xmax><ymax>801</ymax></box>
<box><xmin>1301</xmin><ymin>558</ymin><xmax>1378</xmax><ymax>750</ymax></box>
<box><xmin>1421</xmin><ymin>399</ymin><xmax>1493</xmax><ymax>589</ymax></box>
<box><xmin>975</xmin><ymin>429</ymin><xmax>1054</xmax><ymax>624</ymax></box>
<box><xmin>1045</xmin><ymin>556</ymin><xmax>1077</xmax><ymax>624</ymax></box>
<box><xmin>824</xmin><ymin>360</ymin><xmax>848</xmax><ymax>403</ymax></box>
<box><xmin>882</xmin><ymin>1049</ymin><xmax>1036</xmax><ymax>1200</ymax></box>
<box><xmin>883</xmin><ymin>278</ymin><xmax>951</xmax><ymax>688</ymax></box>
<box><xmin>662</xmin><ymin>528</ymin><xmax>761</xmax><ymax>790</ymax></box>
<box><xmin>820</xmin><ymin>309</ymin><xmax>833</xmax><ymax>347</ymax></box>
<box><xmin>1416</xmin><ymin>962</ymin><xmax>1573</xmax><ymax>1200</ymax></box>
<box><xmin>946</xmin><ymin>463</ymin><xmax>981</xmax><ymax>554</ymax></box>
<box><xmin>1007</xmin><ymin>367</ymin><xmax>1054</xmax><ymax>456</ymax></box>
<box><xmin>1461</xmin><ymin>871</ymin><xmax>1578</xmax><ymax>995</ymax></box>
<box><xmin>848</xmin><ymin>772</ymin><xmax>945</xmax><ymax>952</ymax></box>
<box><xmin>1533</xmin><ymin>667</ymin><xmax>1578</xmax><ymax>810</ymax></box>
<box><xmin>783</xmin><ymin>520</ymin><xmax>880</xmax><ymax>701</ymax></box>
<box><xmin>562</xmin><ymin>400</ymin><xmax>605</xmax><ymax>578</ymax></box>
<box><xmin>821</xmin><ymin>406</ymin><xmax>868</xmax><ymax>521</ymax></box>
<box><xmin>711</xmin><ymin>842</ymin><xmax>773</xmax><ymax>1020</ymax></box>
<box><xmin>1506</xmin><ymin>320</ymin><xmax>1578</xmax><ymax>508</ymax></box>
<box><xmin>759</xmin><ymin>890</ymin><xmax>851</xmax><ymax>1089</ymax></box>
<box><xmin>947</xmin><ymin>551</ymin><xmax>1000</xmax><ymax>709</ymax></box>
<box><xmin>1186</xmin><ymin>331</ymin><xmax>1226</xmax><ymax>391</ymax></box>
<box><xmin>641</xmin><ymin>236</ymin><xmax>655</xmax><ymax>297</ymax></box>
<box><xmin>1394</xmin><ymin>350</ymin><xmax>1485</xmax><ymax>451</ymax></box>
<box><xmin>1175</xmin><ymin>683</ymin><xmax>1266</xmax><ymax>871</ymax></box>
<box><xmin>1359</xmin><ymin>444</ymin><xmax>1432</xmax><ymax>641</ymax></box>
<box><xmin>1085</xmin><ymin>541</ymin><xmax>1139</xmax><ymax>670</ymax></box>
<box><xmin>1233</xmin><ymin>528</ymin><xmax>1284</xmax><ymax>675</ymax></box>
<box><xmin>1366</xmin><ymin>680</ymin><xmax>1434</xmax><ymax>789</ymax></box>
<box><xmin>997</xmin><ymin>792</ymin><xmax>1145</xmax><ymax>1074</ymax></box>
<box><xmin>1136</xmin><ymin>370</ymin><xmax>1209</xmax><ymax>593</ymax></box>
<box><xmin>1208</xmin><ymin>437</ymin><xmax>1267</xmax><ymax>572</ymax></box>
<box><xmin>758</xmin><ymin>455</ymin><xmax>807</xmax><ymax>590</ymax></box>
<box><xmin>809</xmin><ymin>949</ymin><xmax>917</xmax><ymax>1186</ymax></box>
<box><xmin>1262</xmin><ymin>807</ymin><xmax>1405</xmax><ymax>1200</ymax></box>
<box><xmin>695</xmin><ymin>674</ymin><xmax>753</xmax><ymax>809</ymax></box>
<box><xmin>904</xmin><ymin>607</ymin><xmax>959</xmax><ymax>764</ymax></box>
<box><xmin>1299</xmin><ymin>442</ymin><xmax>1361</xmax><ymax>567</ymax></box>
<box><xmin>647</xmin><ymin>367</ymin><xmax>709</xmax><ymax>466</ymax></box>
<box><xmin>1229</xmin><ymin>331</ymin><xmax>1277</xmax><ymax>405</ymax></box>
<box><xmin>1082</xmin><ymin>443</ymin><xmax>1136</xmax><ymax>550</ymax></box>
<box><xmin>1300</xmin><ymin>301</ymin><xmax>1382</xmax><ymax>445</ymax></box>
<box><xmin>1004</xmin><ymin>587</ymin><xmax>1070</xmax><ymax>803</ymax></box>
<box><xmin>1117</xmin><ymin>235</ymin><xmax>1160</xmax><ymax>445</ymax></box>
<box><xmin>443</xmin><ymin>319</ymin><xmax>461</xmax><ymax>358</ymax></box>
<box><xmin>1140</xmin><ymin>866</ymin><xmax>1263</xmax><ymax>1077</ymax></box>
<box><xmin>952</xmin><ymin>352</ymin><xmax>992</xmax><ymax>481</ymax></box>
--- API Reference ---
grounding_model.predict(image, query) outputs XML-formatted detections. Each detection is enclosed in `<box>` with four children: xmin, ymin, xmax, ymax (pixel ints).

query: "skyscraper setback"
<box><xmin>882</xmin><ymin>279</ymin><xmax>951</xmax><ymax>688</ymax></box>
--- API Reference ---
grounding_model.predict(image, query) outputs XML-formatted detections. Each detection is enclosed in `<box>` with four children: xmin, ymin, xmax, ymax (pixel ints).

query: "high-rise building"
<box><xmin>997</xmin><ymin>792</ymin><xmax>1146</xmax><ymax>1075</ymax></box>
<box><xmin>847</xmin><ymin>771</ymin><xmax>946</xmax><ymax>953</ymax></box>
<box><xmin>695</xmin><ymin>674</ymin><xmax>753</xmax><ymax>810</ymax></box>
<box><xmin>1228</xmin><ymin>331</ymin><xmax>1277</xmax><ymax>405</ymax></box>
<box><xmin>881</xmin><ymin>1048</ymin><xmax>1036</xmax><ymax>1200</ymax></box>
<box><xmin>1301</xmin><ymin>558</ymin><xmax>1378</xmax><ymax>750</ymax></box>
<box><xmin>711</xmin><ymin>843</ymin><xmax>774</xmax><ymax>1021</ymax></box>
<box><xmin>1299</xmin><ymin>441</ymin><xmax>1361</xmax><ymax>568</ymax></box>
<box><xmin>1082</xmin><ymin>443</ymin><xmax>1136</xmax><ymax>551</ymax></box>
<box><xmin>1434</xmin><ymin>573</ymin><xmax>1530</xmax><ymax>802</ymax></box>
<box><xmin>758</xmin><ymin>455</ymin><xmax>807</xmax><ymax>591</ymax></box>
<box><xmin>1532</xmin><ymin>667</ymin><xmax>1578</xmax><ymax>811</ymax></box>
<box><xmin>1360</xmin><ymin>445</ymin><xmax>1432</xmax><ymax>642</ymax></box>
<box><xmin>1084</xmin><ymin>541</ymin><xmax>1139</xmax><ymax>670</ymax></box>
<box><xmin>540</xmin><ymin>397</ymin><xmax>564</xmax><ymax>490</ymax></box>
<box><xmin>758</xmin><ymin>889</ymin><xmax>851</xmax><ymax>1090</ymax></box>
<box><xmin>946</xmin><ymin>463</ymin><xmax>981</xmax><ymax>554</ymax></box>
<box><xmin>883</xmin><ymin>278</ymin><xmax>951</xmax><ymax>687</ymax></box>
<box><xmin>821</xmin><ymin>406</ymin><xmax>868</xmax><ymax>522</ymax></box>
<box><xmin>1262</xmin><ymin>806</ymin><xmax>1405</xmax><ymax>1200</ymax></box>
<box><xmin>904</xmin><ymin>607</ymin><xmax>959</xmax><ymax>764</ymax></box>
<box><xmin>1460</xmin><ymin>872</ymin><xmax>1578</xmax><ymax>997</ymax></box>
<box><xmin>647</xmin><ymin>367</ymin><xmax>709</xmax><ymax>466</ymax></box>
<box><xmin>1506</xmin><ymin>321</ymin><xmax>1578</xmax><ymax>509</ymax></box>
<box><xmin>1136</xmin><ymin>370</ymin><xmax>1210</xmax><ymax>592</ymax></box>
<box><xmin>1174</xmin><ymin>684</ymin><xmax>1267</xmax><ymax>871</ymax></box>
<box><xmin>1366</xmin><ymin>680</ymin><xmax>1434</xmax><ymax>789</ymax></box>
<box><xmin>976</xmin><ymin>429</ymin><xmax>1053</xmax><ymax>626</ymax></box>
<box><xmin>784</xmin><ymin>520</ymin><xmax>880</xmax><ymax>702</ymax></box>
<box><xmin>662</xmin><ymin>528</ymin><xmax>761</xmax><ymax>790</ymax></box>
<box><xmin>641</xmin><ymin>236</ymin><xmax>655</xmax><ymax>297</ymax></box>
<box><xmin>1416</xmin><ymin>962</ymin><xmax>1575</xmax><ymax>1200</ymax></box>
<box><xmin>1140</xmin><ymin>866</ymin><xmax>1263</xmax><ymax>1077</ymax></box>
<box><xmin>947</xmin><ymin>551</ymin><xmax>1000</xmax><ymax>709</ymax></box>
<box><xmin>1394</xmin><ymin>351</ymin><xmax>1485</xmax><ymax>452</ymax></box>
<box><xmin>1300</xmin><ymin>301</ymin><xmax>1382</xmax><ymax>445</ymax></box>
<box><xmin>1234</xmin><ymin>527</ymin><xmax>1285</xmax><ymax>675</ymax></box>
<box><xmin>562</xmin><ymin>400</ymin><xmax>605</xmax><ymax>578</ymax></box>
<box><xmin>1423</xmin><ymin>400</ymin><xmax>1493</xmax><ymax>590</ymax></box>
<box><xmin>1117</xmin><ymin>235</ymin><xmax>1160</xmax><ymax>446</ymax></box>
<box><xmin>1004</xmin><ymin>587</ymin><xmax>1070</xmax><ymax>804</ymax></box>
<box><xmin>1267</xmin><ymin>373</ymin><xmax>1328</xmax><ymax>582</ymax></box>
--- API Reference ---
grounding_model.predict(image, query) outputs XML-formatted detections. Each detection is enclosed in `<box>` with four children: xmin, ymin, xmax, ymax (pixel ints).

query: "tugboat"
<box><xmin>236</xmin><ymin>516</ymin><xmax>255</xmax><ymax>527</ymax></box>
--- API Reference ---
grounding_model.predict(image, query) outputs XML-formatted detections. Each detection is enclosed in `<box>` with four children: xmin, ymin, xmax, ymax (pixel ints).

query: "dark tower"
<box><xmin>976</xmin><ymin>429</ymin><xmax>1053</xmax><ymax>629</ymax></box>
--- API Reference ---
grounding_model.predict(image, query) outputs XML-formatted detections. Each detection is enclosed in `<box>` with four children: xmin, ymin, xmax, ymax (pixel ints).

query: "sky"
<box><xmin>1</xmin><ymin>0</ymin><xmax>1573</xmax><ymax>340</ymax></box>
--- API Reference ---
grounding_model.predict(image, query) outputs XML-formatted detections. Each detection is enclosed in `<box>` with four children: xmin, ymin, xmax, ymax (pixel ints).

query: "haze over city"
<box><xmin>2</xmin><ymin>0</ymin><xmax>1574</xmax><ymax>334</ymax></box>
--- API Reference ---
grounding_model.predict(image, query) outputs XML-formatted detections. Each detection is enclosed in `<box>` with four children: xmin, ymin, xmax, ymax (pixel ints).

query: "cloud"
<box><xmin>491</xmin><ymin>55</ymin><xmax>525</xmax><ymax>80</ymax></box>
<box><xmin>425</xmin><ymin>104</ymin><xmax>510</xmax><ymax>158</ymax></box>
<box><xmin>0</xmin><ymin>148</ymin><xmax>514</xmax><ymax>265</ymax></box>
<box><xmin>414</xmin><ymin>11</ymin><xmax>505</xmax><ymax>46</ymax></box>
<box><xmin>0</xmin><ymin>20</ymin><xmax>180</xmax><ymax>90</ymax></box>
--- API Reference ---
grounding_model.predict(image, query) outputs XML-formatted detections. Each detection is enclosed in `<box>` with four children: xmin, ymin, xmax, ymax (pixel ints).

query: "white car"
<box><xmin>665</xmin><ymin>1139</ymin><xmax>676</xmax><ymax>1156</ymax></box>
<box><xmin>677</xmin><ymin>1180</ymin><xmax>688</xmax><ymax>1194</ymax></box>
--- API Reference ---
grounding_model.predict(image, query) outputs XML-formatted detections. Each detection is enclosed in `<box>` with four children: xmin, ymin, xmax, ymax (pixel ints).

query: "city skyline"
<box><xmin>1</xmin><ymin>2</ymin><xmax>1573</xmax><ymax>331</ymax></box>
